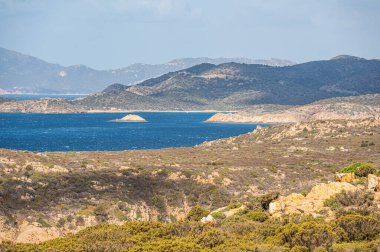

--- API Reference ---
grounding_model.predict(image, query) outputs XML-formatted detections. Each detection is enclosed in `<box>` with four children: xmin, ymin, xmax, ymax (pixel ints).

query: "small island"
<box><xmin>111</xmin><ymin>114</ymin><xmax>147</xmax><ymax>122</ymax></box>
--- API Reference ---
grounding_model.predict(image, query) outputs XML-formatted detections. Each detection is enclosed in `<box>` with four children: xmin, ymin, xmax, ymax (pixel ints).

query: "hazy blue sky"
<box><xmin>0</xmin><ymin>0</ymin><xmax>379</xmax><ymax>69</ymax></box>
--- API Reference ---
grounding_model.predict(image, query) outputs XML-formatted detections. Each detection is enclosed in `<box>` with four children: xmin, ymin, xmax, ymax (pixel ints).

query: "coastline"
<box><xmin>0</xmin><ymin>110</ymin><xmax>238</xmax><ymax>114</ymax></box>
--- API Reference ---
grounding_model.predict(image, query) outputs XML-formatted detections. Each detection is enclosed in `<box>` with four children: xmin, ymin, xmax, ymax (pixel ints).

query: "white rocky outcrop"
<box><xmin>111</xmin><ymin>114</ymin><xmax>147</xmax><ymax>122</ymax></box>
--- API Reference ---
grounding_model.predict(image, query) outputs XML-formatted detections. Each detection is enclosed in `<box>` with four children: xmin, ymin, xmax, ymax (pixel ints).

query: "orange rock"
<box><xmin>335</xmin><ymin>173</ymin><xmax>355</xmax><ymax>182</ymax></box>
<box><xmin>269</xmin><ymin>182</ymin><xmax>358</xmax><ymax>218</ymax></box>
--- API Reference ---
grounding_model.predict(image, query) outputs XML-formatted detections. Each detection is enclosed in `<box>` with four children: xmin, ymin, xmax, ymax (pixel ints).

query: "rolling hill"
<box><xmin>75</xmin><ymin>55</ymin><xmax>380</xmax><ymax>110</ymax></box>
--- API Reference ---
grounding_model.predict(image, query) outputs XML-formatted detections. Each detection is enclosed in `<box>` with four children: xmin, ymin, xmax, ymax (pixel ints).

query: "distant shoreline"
<box><xmin>87</xmin><ymin>110</ymin><xmax>237</xmax><ymax>113</ymax></box>
<box><xmin>0</xmin><ymin>110</ymin><xmax>237</xmax><ymax>114</ymax></box>
<box><xmin>0</xmin><ymin>93</ymin><xmax>88</xmax><ymax>96</ymax></box>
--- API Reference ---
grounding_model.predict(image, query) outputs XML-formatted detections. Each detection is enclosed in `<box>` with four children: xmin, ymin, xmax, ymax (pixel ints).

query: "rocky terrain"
<box><xmin>0</xmin><ymin>47</ymin><xmax>294</xmax><ymax>94</ymax></box>
<box><xmin>206</xmin><ymin>94</ymin><xmax>380</xmax><ymax>124</ymax></box>
<box><xmin>0</xmin><ymin>117</ymin><xmax>379</xmax><ymax>244</ymax></box>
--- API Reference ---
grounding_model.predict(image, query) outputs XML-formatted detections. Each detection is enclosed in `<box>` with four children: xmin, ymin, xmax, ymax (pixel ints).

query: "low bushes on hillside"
<box><xmin>2</xmin><ymin>214</ymin><xmax>380</xmax><ymax>251</ymax></box>
<box><xmin>339</xmin><ymin>162</ymin><xmax>377</xmax><ymax>177</ymax></box>
<box><xmin>185</xmin><ymin>206</ymin><xmax>210</xmax><ymax>221</ymax></box>
<box><xmin>336</xmin><ymin>214</ymin><xmax>379</xmax><ymax>241</ymax></box>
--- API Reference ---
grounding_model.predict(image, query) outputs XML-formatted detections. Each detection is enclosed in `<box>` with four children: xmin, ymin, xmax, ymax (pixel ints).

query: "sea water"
<box><xmin>0</xmin><ymin>112</ymin><xmax>265</xmax><ymax>151</ymax></box>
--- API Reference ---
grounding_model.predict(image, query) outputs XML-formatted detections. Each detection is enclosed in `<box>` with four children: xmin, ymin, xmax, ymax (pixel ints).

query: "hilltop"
<box><xmin>76</xmin><ymin>56</ymin><xmax>380</xmax><ymax>111</ymax></box>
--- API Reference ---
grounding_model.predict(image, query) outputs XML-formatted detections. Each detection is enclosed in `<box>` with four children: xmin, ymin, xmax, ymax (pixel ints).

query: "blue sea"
<box><xmin>0</xmin><ymin>112</ymin><xmax>264</xmax><ymax>152</ymax></box>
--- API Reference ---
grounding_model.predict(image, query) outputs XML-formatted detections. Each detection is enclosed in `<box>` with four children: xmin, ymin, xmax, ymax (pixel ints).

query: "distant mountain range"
<box><xmin>0</xmin><ymin>47</ymin><xmax>295</xmax><ymax>94</ymax></box>
<box><xmin>75</xmin><ymin>55</ymin><xmax>380</xmax><ymax>110</ymax></box>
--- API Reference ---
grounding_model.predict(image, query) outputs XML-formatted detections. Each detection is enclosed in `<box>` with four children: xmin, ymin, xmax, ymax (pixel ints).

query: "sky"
<box><xmin>0</xmin><ymin>0</ymin><xmax>379</xmax><ymax>69</ymax></box>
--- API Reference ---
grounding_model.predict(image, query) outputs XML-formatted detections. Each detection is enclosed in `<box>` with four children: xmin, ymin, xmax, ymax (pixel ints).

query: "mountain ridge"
<box><xmin>0</xmin><ymin>47</ymin><xmax>295</xmax><ymax>94</ymax></box>
<box><xmin>74</xmin><ymin>56</ymin><xmax>380</xmax><ymax>110</ymax></box>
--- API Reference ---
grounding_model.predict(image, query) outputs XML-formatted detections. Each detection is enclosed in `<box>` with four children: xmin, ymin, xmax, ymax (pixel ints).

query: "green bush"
<box><xmin>290</xmin><ymin>245</ymin><xmax>308</xmax><ymax>252</ymax></box>
<box><xmin>336</xmin><ymin>214</ymin><xmax>379</xmax><ymax>241</ymax></box>
<box><xmin>0</xmin><ymin>219</ymin><xmax>377</xmax><ymax>251</ymax></box>
<box><xmin>57</xmin><ymin>218</ymin><xmax>65</xmax><ymax>228</ymax></box>
<box><xmin>220</xmin><ymin>219</ymin><xmax>260</xmax><ymax>235</ymax></box>
<box><xmin>234</xmin><ymin>208</ymin><xmax>249</xmax><ymax>216</ymax></box>
<box><xmin>185</xmin><ymin>205</ymin><xmax>210</xmax><ymax>221</ymax></box>
<box><xmin>94</xmin><ymin>205</ymin><xmax>108</xmax><ymax>222</ymax></box>
<box><xmin>339</xmin><ymin>162</ymin><xmax>377</xmax><ymax>177</ymax></box>
<box><xmin>228</xmin><ymin>202</ymin><xmax>242</xmax><ymax>209</ymax></box>
<box><xmin>211</xmin><ymin>211</ymin><xmax>226</xmax><ymax>220</ymax></box>
<box><xmin>314</xmin><ymin>246</ymin><xmax>328</xmax><ymax>252</ymax></box>
<box><xmin>25</xmin><ymin>164</ymin><xmax>33</xmax><ymax>171</ymax></box>
<box><xmin>323</xmin><ymin>198</ymin><xmax>341</xmax><ymax>211</ymax></box>
<box><xmin>36</xmin><ymin>217</ymin><xmax>51</xmax><ymax>228</ymax></box>
<box><xmin>76</xmin><ymin>216</ymin><xmax>85</xmax><ymax>226</ymax></box>
<box><xmin>355</xmin><ymin>164</ymin><xmax>377</xmax><ymax>177</ymax></box>
<box><xmin>275</xmin><ymin>221</ymin><xmax>340</xmax><ymax>251</ymax></box>
<box><xmin>246</xmin><ymin>211</ymin><xmax>269</xmax><ymax>222</ymax></box>
<box><xmin>334</xmin><ymin>190</ymin><xmax>373</xmax><ymax>207</ymax></box>
<box><xmin>331</xmin><ymin>241</ymin><xmax>376</xmax><ymax>251</ymax></box>
<box><xmin>196</xmin><ymin>229</ymin><xmax>225</xmax><ymax>248</ymax></box>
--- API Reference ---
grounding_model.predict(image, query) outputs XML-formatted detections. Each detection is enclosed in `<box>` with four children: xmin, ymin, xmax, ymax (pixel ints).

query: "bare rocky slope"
<box><xmin>0</xmin><ymin>117</ymin><xmax>379</xmax><ymax>243</ymax></box>
<box><xmin>206</xmin><ymin>94</ymin><xmax>380</xmax><ymax>124</ymax></box>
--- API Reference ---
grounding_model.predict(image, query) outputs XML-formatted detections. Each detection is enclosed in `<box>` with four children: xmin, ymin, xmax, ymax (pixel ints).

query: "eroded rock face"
<box><xmin>269</xmin><ymin>182</ymin><xmax>359</xmax><ymax>218</ymax></box>
<box><xmin>15</xmin><ymin>221</ymin><xmax>61</xmax><ymax>244</ymax></box>
<box><xmin>111</xmin><ymin>114</ymin><xmax>147</xmax><ymax>122</ymax></box>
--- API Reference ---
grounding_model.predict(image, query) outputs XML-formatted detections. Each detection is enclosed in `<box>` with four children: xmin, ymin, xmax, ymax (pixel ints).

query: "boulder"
<box><xmin>306</xmin><ymin>182</ymin><xmax>358</xmax><ymax>201</ymax></box>
<box><xmin>269</xmin><ymin>193</ymin><xmax>305</xmax><ymax>216</ymax></box>
<box><xmin>200</xmin><ymin>215</ymin><xmax>216</xmax><ymax>224</ymax></box>
<box><xmin>368</xmin><ymin>174</ymin><xmax>379</xmax><ymax>190</ymax></box>
<box><xmin>269</xmin><ymin>182</ymin><xmax>359</xmax><ymax>218</ymax></box>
